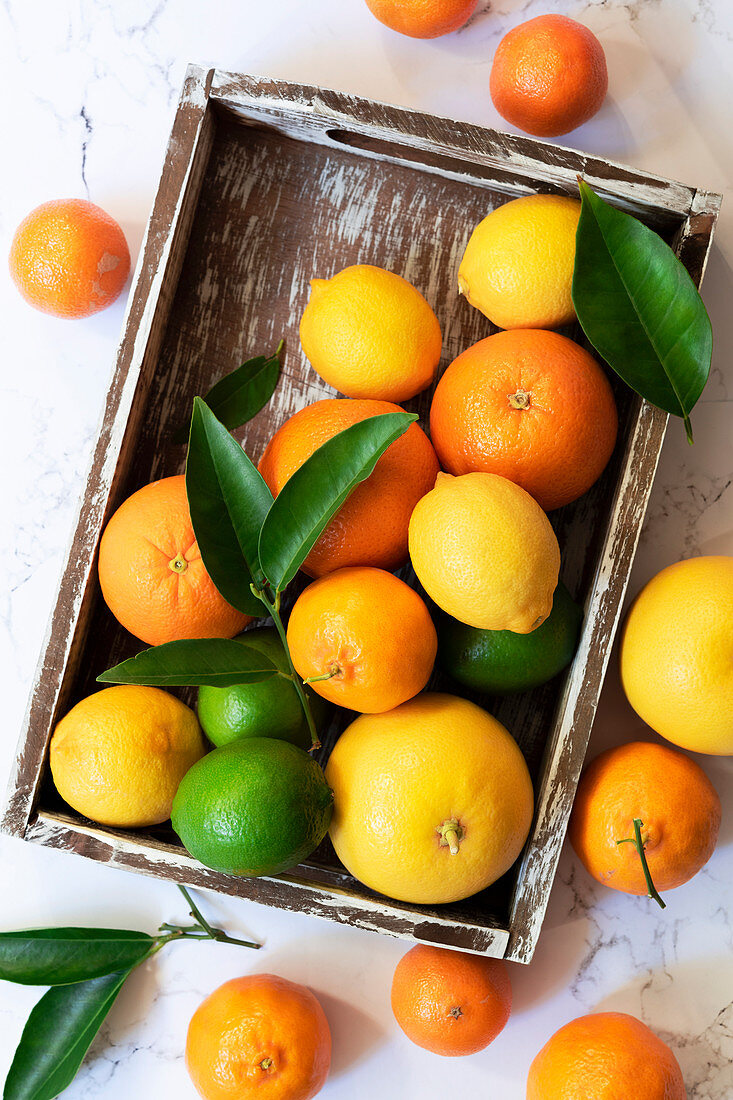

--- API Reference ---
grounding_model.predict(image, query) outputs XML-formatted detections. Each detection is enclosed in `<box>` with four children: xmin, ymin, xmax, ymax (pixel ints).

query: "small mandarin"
<box><xmin>391</xmin><ymin>945</ymin><xmax>512</xmax><ymax>1056</ymax></box>
<box><xmin>258</xmin><ymin>399</ymin><xmax>439</xmax><ymax>577</ymax></box>
<box><xmin>491</xmin><ymin>15</ymin><xmax>608</xmax><ymax>138</ymax></box>
<box><xmin>429</xmin><ymin>329</ymin><xmax>618</xmax><ymax>510</ymax></box>
<box><xmin>299</xmin><ymin>265</ymin><xmax>441</xmax><ymax>402</ymax></box>
<box><xmin>9</xmin><ymin>198</ymin><xmax>130</xmax><ymax>318</ymax></box>
<box><xmin>186</xmin><ymin>974</ymin><xmax>331</xmax><ymax>1100</ymax></box>
<box><xmin>98</xmin><ymin>475</ymin><xmax>252</xmax><ymax>646</ymax></box>
<box><xmin>286</xmin><ymin>566</ymin><xmax>437</xmax><ymax>714</ymax></box>
<box><xmin>527</xmin><ymin>1012</ymin><xmax>686</xmax><ymax>1099</ymax></box>
<box><xmin>569</xmin><ymin>741</ymin><xmax>721</xmax><ymax>897</ymax></box>
<box><xmin>364</xmin><ymin>0</ymin><xmax>478</xmax><ymax>38</ymax></box>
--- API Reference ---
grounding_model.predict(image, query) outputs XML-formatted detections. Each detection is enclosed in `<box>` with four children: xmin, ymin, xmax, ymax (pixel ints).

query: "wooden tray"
<box><xmin>3</xmin><ymin>66</ymin><xmax>720</xmax><ymax>963</ymax></box>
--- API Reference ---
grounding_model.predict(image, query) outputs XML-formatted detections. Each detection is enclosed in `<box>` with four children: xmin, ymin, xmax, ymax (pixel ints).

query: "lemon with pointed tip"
<box><xmin>299</xmin><ymin>264</ymin><xmax>442</xmax><ymax>402</ymax></box>
<box><xmin>458</xmin><ymin>194</ymin><xmax>581</xmax><ymax>329</ymax></box>
<box><xmin>408</xmin><ymin>471</ymin><xmax>560</xmax><ymax>633</ymax></box>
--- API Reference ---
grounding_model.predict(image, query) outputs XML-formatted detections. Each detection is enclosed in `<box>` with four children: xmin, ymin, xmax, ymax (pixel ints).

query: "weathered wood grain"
<box><xmin>3</xmin><ymin>65</ymin><xmax>721</xmax><ymax>963</ymax></box>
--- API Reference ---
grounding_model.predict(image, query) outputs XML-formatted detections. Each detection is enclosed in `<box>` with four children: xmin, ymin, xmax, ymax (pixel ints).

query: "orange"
<box><xmin>186</xmin><ymin>974</ymin><xmax>331</xmax><ymax>1100</ymax></box>
<box><xmin>490</xmin><ymin>15</ymin><xmax>608</xmax><ymax>138</ymax></box>
<box><xmin>430</xmin><ymin>330</ymin><xmax>618</xmax><ymax>511</ymax></box>
<box><xmin>569</xmin><ymin>740</ymin><xmax>721</xmax><ymax>897</ymax></box>
<box><xmin>258</xmin><ymin>398</ymin><xmax>439</xmax><ymax>577</ymax></box>
<box><xmin>286</xmin><ymin>566</ymin><xmax>437</xmax><ymax>713</ymax></box>
<box><xmin>9</xmin><ymin>198</ymin><xmax>130</xmax><ymax>318</ymax></box>
<box><xmin>527</xmin><ymin>1012</ymin><xmax>686</xmax><ymax>1099</ymax></box>
<box><xmin>391</xmin><ymin>944</ymin><xmax>512</xmax><ymax>1056</ymax></box>
<box><xmin>364</xmin><ymin>0</ymin><xmax>478</xmax><ymax>38</ymax></box>
<box><xmin>98</xmin><ymin>475</ymin><xmax>252</xmax><ymax>646</ymax></box>
<box><xmin>299</xmin><ymin>265</ymin><xmax>442</xmax><ymax>402</ymax></box>
<box><xmin>49</xmin><ymin>685</ymin><xmax>207</xmax><ymax>828</ymax></box>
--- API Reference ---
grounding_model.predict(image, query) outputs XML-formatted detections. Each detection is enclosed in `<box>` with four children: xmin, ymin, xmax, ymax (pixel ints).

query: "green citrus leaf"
<box><xmin>97</xmin><ymin>638</ymin><xmax>278</xmax><ymax>687</ymax></box>
<box><xmin>3</xmin><ymin>970</ymin><xmax>132</xmax><ymax>1100</ymax></box>
<box><xmin>572</xmin><ymin>179</ymin><xmax>712</xmax><ymax>443</ymax></box>
<box><xmin>258</xmin><ymin>411</ymin><xmax>417</xmax><ymax>591</ymax></box>
<box><xmin>173</xmin><ymin>345</ymin><xmax>282</xmax><ymax>443</ymax></box>
<box><xmin>185</xmin><ymin>397</ymin><xmax>274</xmax><ymax>612</ymax></box>
<box><xmin>0</xmin><ymin>929</ymin><xmax>154</xmax><ymax>986</ymax></box>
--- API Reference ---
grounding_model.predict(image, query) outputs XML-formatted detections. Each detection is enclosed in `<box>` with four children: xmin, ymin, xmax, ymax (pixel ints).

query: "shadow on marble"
<box><xmin>593</xmin><ymin>956</ymin><xmax>733</xmax><ymax>1100</ymax></box>
<box><xmin>699</xmin><ymin>244</ymin><xmax>733</xmax><ymax>401</ymax></box>
<box><xmin>315</xmin><ymin>991</ymin><xmax>386</xmax><ymax>1079</ymax></box>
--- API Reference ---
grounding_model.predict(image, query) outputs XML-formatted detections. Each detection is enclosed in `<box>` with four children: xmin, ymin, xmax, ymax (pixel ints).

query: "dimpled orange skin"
<box><xmin>364</xmin><ymin>0</ymin><xmax>478</xmax><ymax>38</ymax></box>
<box><xmin>9</xmin><ymin>199</ymin><xmax>130</xmax><ymax>318</ymax></box>
<box><xmin>98</xmin><ymin>475</ymin><xmax>252</xmax><ymax>646</ymax></box>
<box><xmin>391</xmin><ymin>945</ymin><xmax>512</xmax><ymax>1056</ymax></box>
<box><xmin>287</xmin><ymin>566</ymin><xmax>437</xmax><ymax>714</ymax></box>
<box><xmin>429</xmin><ymin>329</ymin><xmax>618</xmax><ymax>511</ymax></box>
<box><xmin>568</xmin><ymin>741</ymin><xmax>721</xmax><ymax>896</ymax></box>
<box><xmin>258</xmin><ymin>399</ymin><xmax>439</xmax><ymax>577</ymax></box>
<box><xmin>527</xmin><ymin>1012</ymin><xmax>686</xmax><ymax>1100</ymax></box>
<box><xmin>490</xmin><ymin>15</ymin><xmax>608</xmax><ymax>138</ymax></box>
<box><xmin>186</xmin><ymin>974</ymin><xmax>331</xmax><ymax>1100</ymax></box>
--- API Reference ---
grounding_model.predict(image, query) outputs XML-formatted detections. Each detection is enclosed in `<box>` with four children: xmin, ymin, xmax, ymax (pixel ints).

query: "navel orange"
<box><xmin>98</xmin><ymin>475</ymin><xmax>252</xmax><ymax>646</ymax></box>
<box><xmin>258</xmin><ymin>398</ymin><xmax>439</xmax><ymax>577</ymax></box>
<box><xmin>491</xmin><ymin>15</ymin><xmax>608</xmax><ymax>138</ymax></box>
<box><xmin>429</xmin><ymin>329</ymin><xmax>618</xmax><ymax>510</ymax></box>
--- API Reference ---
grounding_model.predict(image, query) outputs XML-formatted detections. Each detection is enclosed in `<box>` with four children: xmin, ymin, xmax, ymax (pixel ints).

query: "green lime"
<box><xmin>197</xmin><ymin>626</ymin><xmax>329</xmax><ymax>750</ymax></box>
<box><xmin>171</xmin><ymin>737</ymin><xmax>333</xmax><ymax>876</ymax></box>
<box><xmin>438</xmin><ymin>581</ymin><xmax>583</xmax><ymax>694</ymax></box>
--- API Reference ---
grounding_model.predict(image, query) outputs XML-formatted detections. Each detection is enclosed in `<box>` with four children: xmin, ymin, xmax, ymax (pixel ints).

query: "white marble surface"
<box><xmin>1</xmin><ymin>1</ymin><xmax>732</xmax><ymax>1097</ymax></box>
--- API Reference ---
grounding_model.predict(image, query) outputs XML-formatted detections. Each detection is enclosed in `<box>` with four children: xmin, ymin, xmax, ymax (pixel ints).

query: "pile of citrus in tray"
<box><xmin>49</xmin><ymin>192</ymin><xmax>604</xmax><ymax>903</ymax></box>
<box><xmin>45</xmin><ymin>183</ymin><xmax>729</xmax><ymax>920</ymax></box>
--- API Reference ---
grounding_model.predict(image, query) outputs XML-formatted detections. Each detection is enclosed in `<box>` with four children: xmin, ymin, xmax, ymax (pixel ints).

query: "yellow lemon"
<box><xmin>299</xmin><ymin>264</ymin><xmax>442</xmax><ymax>402</ymax></box>
<box><xmin>49</xmin><ymin>685</ymin><xmax>207</xmax><ymax>827</ymax></box>
<box><xmin>458</xmin><ymin>194</ymin><xmax>581</xmax><ymax>329</ymax></box>
<box><xmin>408</xmin><ymin>471</ymin><xmax>560</xmax><ymax>632</ymax></box>
<box><xmin>620</xmin><ymin>556</ymin><xmax>733</xmax><ymax>755</ymax></box>
<box><xmin>325</xmin><ymin>693</ymin><xmax>533</xmax><ymax>904</ymax></box>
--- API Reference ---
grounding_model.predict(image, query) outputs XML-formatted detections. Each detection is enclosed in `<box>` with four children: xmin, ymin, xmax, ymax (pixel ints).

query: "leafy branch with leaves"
<box><xmin>2</xmin><ymin>887</ymin><xmax>258</xmax><ymax>1100</ymax></box>
<box><xmin>102</xmin><ymin>390</ymin><xmax>416</xmax><ymax>750</ymax></box>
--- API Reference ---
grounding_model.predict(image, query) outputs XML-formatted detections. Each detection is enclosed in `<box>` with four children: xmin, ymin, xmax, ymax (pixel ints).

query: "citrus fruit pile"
<box><xmin>45</xmin><ymin>180</ymin><xmax>627</xmax><ymax>909</ymax></box>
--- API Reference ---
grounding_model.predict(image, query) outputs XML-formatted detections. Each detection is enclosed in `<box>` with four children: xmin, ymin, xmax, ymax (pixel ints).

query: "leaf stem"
<box><xmin>616</xmin><ymin>818</ymin><xmax>666</xmax><ymax>909</ymax></box>
<box><xmin>175</xmin><ymin>886</ymin><xmax>261</xmax><ymax>948</ymax></box>
<box><xmin>252</xmin><ymin>585</ymin><xmax>321</xmax><ymax>751</ymax></box>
